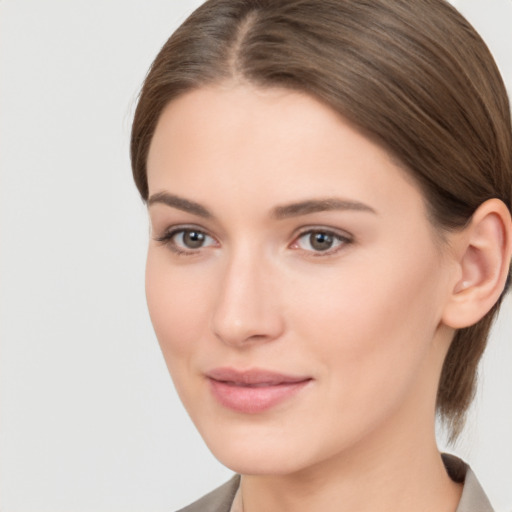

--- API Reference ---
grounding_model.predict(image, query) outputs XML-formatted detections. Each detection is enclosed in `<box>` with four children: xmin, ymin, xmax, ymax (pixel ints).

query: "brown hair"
<box><xmin>131</xmin><ymin>0</ymin><xmax>512</xmax><ymax>439</ymax></box>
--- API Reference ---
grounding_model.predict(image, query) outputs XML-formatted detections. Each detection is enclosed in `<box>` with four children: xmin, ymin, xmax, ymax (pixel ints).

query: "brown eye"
<box><xmin>181</xmin><ymin>230</ymin><xmax>206</xmax><ymax>249</ymax></box>
<box><xmin>309</xmin><ymin>232</ymin><xmax>334</xmax><ymax>251</ymax></box>
<box><xmin>294</xmin><ymin>229</ymin><xmax>351</xmax><ymax>254</ymax></box>
<box><xmin>166</xmin><ymin>229</ymin><xmax>217</xmax><ymax>252</ymax></box>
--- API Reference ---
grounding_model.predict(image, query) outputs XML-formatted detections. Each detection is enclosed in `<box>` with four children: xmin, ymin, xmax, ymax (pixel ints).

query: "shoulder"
<box><xmin>175</xmin><ymin>475</ymin><xmax>240</xmax><ymax>512</ymax></box>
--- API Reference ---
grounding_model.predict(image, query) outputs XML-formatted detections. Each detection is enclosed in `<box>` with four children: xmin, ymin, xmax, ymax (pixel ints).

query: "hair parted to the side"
<box><xmin>131</xmin><ymin>0</ymin><xmax>512</xmax><ymax>440</ymax></box>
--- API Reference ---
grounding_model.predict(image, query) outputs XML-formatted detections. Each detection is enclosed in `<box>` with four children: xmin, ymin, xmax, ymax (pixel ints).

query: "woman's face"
<box><xmin>145</xmin><ymin>85</ymin><xmax>456</xmax><ymax>475</ymax></box>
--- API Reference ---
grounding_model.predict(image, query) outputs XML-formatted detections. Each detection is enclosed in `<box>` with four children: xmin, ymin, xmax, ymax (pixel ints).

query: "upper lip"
<box><xmin>206</xmin><ymin>367</ymin><xmax>312</xmax><ymax>386</ymax></box>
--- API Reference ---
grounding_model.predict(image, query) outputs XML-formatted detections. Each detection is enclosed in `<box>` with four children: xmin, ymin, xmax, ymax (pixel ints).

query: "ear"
<box><xmin>442</xmin><ymin>199</ymin><xmax>512</xmax><ymax>329</ymax></box>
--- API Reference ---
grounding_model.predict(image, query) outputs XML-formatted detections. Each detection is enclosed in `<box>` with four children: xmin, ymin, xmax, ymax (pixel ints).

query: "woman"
<box><xmin>131</xmin><ymin>0</ymin><xmax>512</xmax><ymax>510</ymax></box>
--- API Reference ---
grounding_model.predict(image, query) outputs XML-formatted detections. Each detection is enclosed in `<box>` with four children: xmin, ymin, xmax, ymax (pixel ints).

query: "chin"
<box><xmin>212</xmin><ymin>445</ymin><xmax>309</xmax><ymax>476</ymax></box>
<box><xmin>196</xmin><ymin>419</ymin><xmax>336</xmax><ymax>477</ymax></box>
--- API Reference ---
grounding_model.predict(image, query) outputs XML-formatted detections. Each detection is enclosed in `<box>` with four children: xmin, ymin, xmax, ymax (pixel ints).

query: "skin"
<box><xmin>145</xmin><ymin>84</ymin><xmax>467</xmax><ymax>511</ymax></box>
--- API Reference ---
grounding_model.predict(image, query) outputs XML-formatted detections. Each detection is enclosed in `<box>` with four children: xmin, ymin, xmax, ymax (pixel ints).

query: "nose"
<box><xmin>211</xmin><ymin>249</ymin><xmax>285</xmax><ymax>348</ymax></box>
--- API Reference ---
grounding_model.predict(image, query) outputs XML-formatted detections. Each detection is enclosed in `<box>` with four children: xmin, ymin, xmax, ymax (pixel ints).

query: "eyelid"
<box><xmin>152</xmin><ymin>223</ymin><xmax>353</xmax><ymax>257</ymax></box>
<box><xmin>154</xmin><ymin>224</ymin><xmax>219</xmax><ymax>255</ymax></box>
<box><xmin>289</xmin><ymin>226</ymin><xmax>353</xmax><ymax>256</ymax></box>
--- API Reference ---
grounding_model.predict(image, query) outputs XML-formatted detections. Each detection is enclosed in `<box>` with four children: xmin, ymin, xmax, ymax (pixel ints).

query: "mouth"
<box><xmin>206</xmin><ymin>368</ymin><xmax>312</xmax><ymax>414</ymax></box>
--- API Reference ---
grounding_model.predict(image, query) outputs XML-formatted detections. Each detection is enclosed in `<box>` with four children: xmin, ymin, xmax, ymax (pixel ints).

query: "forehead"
<box><xmin>146</xmin><ymin>84</ymin><xmax>430</xmax><ymax>225</ymax></box>
<box><xmin>148</xmin><ymin>84</ymin><xmax>355</xmax><ymax>167</ymax></box>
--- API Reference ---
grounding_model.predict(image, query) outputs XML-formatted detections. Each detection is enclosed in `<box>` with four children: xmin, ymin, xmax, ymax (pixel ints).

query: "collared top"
<box><xmin>176</xmin><ymin>454</ymin><xmax>494</xmax><ymax>512</ymax></box>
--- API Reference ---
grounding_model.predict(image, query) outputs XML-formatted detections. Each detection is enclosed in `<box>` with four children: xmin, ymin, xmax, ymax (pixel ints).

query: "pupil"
<box><xmin>311</xmin><ymin>232</ymin><xmax>333</xmax><ymax>251</ymax></box>
<box><xmin>184</xmin><ymin>231</ymin><xmax>205</xmax><ymax>248</ymax></box>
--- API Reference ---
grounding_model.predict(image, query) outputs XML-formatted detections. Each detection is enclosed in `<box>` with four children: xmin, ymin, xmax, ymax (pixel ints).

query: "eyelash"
<box><xmin>291</xmin><ymin>228</ymin><xmax>353</xmax><ymax>257</ymax></box>
<box><xmin>154</xmin><ymin>226</ymin><xmax>218</xmax><ymax>256</ymax></box>
<box><xmin>154</xmin><ymin>226</ymin><xmax>353</xmax><ymax>257</ymax></box>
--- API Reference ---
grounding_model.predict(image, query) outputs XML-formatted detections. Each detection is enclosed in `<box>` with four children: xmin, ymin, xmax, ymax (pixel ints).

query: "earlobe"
<box><xmin>442</xmin><ymin>199</ymin><xmax>512</xmax><ymax>329</ymax></box>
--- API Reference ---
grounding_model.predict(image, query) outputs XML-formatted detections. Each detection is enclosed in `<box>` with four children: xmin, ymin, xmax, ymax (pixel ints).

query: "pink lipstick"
<box><xmin>207</xmin><ymin>368</ymin><xmax>312</xmax><ymax>414</ymax></box>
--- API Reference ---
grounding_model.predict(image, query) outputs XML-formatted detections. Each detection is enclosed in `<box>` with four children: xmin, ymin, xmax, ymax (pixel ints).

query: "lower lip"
<box><xmin>208</xmin><ymin>378</ymin><xmax>311</xmax><ymax>414</ymax></box>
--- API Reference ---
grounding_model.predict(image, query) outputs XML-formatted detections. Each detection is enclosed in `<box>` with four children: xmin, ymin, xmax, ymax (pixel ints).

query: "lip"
<box><xmin>206</xmin><ymin>367</ymin><xmax>312</xmax><ymax>414</ymax></box>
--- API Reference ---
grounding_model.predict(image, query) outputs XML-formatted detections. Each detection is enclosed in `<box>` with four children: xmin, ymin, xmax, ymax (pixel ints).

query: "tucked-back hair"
<box><xmin>131</xmin><ymin>0</ymin><xmax>512</xmax><ymax>439</ymax></box>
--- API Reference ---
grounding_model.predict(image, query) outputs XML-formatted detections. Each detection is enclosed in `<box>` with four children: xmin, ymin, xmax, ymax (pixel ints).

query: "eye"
<box><xmin>292</xmin><ymin>229</ymin><xmax>351</xmax><ymax>254</ymax></box>
<box><xmin>156</xmin><ymin>227</ymin><xmax>217</xmax><ymax>254</ymax></box>
<box><xmin>174</xmin><ymin>229</ymin><xmax>213</xmax><ymax>249</ymax></box>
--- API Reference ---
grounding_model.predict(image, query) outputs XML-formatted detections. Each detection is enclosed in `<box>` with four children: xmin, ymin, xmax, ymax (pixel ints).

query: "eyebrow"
<box><xmin>147</xmin><ymin>192</ymin><xmax>376</xmax><ymax>219</ymax></box>
<box><xmin>271</xmin><ymin>198</ymin><xmax>377</xmax><ymax>219</ymax></box>
<box><xmin>148</xmin><ymin>192</ymin><xmax>213</xmax><ymax>218</ymax></box>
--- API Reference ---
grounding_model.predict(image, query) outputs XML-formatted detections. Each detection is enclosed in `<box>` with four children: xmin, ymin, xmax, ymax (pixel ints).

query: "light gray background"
<box><xmin>0</xmin><ymin>1</ymin><xmax>511</xmax><ymax>511</ymax></box>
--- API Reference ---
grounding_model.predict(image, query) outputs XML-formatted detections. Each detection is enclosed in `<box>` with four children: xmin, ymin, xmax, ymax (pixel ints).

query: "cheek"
<box><xmin>145</xmin><ymin>249</ymin><xmax>213</xmax><ymax>370</ymax></box>
<box><xmin>288</xmin><ymin>244</ymin><xmax>445</xmax><ymax>412</ymax></box>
